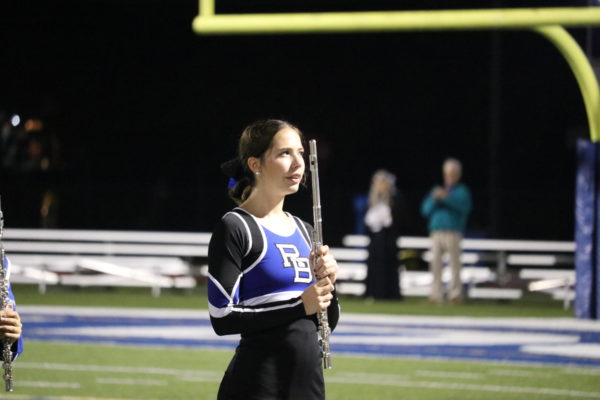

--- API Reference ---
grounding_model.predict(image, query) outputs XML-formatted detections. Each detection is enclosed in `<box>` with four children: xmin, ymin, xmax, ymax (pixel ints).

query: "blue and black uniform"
<box><xmin>208</xmin><ymin>208</ymin><xmax>339</xmax><ymax>400</ymax></box>
<box><xmin>2</xmin><ymin>258</ymin><xmax>24</xmax><ymax>360</ymax></box>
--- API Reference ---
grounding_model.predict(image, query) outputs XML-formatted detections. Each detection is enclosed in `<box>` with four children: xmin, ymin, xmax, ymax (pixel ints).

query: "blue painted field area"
<box><xmin>20</xmin><ymin>306</ymin><xmax>600</xmax><ymax>367</ymax></box>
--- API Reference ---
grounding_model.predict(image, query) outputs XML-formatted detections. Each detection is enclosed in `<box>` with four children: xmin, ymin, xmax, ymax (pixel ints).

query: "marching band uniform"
<box><xmin>2</xmin><ymin>257</ymin><xmax>23</xmax><ymax>360</ymax></box>
<box><xmin>208</xmin><ymin>208</ymin><xmax>339</xmax><ymax>400</ymax></box>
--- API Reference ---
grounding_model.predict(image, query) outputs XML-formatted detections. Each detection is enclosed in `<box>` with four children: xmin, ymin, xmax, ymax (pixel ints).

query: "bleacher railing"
<box><xmin>3</xmin><ymin>229</ymin><xmax>575</xmax><ymax>305</ymax></box>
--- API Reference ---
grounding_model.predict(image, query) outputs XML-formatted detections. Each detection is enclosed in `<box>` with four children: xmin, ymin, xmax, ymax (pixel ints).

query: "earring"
<box><xmin>255</xmin><ymin>171</ymin><xmax>260</xmax><ymax>176</ymax></box>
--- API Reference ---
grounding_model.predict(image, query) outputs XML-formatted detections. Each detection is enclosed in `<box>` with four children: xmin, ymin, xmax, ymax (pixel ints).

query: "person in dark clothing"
<box><xmin>208</xmin><ymin>119</ymin><xmax>340</xmax><ymax>400</ymax></box>
<box><xmin>364</xmin><ymin>169</ymin><xmax>402</xmax><ymax>300</ymax></box>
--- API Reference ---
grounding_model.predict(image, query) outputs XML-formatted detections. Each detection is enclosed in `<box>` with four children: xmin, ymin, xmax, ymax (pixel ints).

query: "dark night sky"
<box><xmin>1</xmin><ymin>0</ymin><xmax>596</xmax><ymax>243</ymax></box>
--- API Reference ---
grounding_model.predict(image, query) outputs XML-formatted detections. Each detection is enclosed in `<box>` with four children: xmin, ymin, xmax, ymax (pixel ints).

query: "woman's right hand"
<box><xmin>301</xmin><ymin>277</ymin><xmax>334</xmax><ymax>316</ymax></box>
<box><xmin>0</xmin><ymin>306</ymin><xmax>21</xmax><ymax>345</ymax></box>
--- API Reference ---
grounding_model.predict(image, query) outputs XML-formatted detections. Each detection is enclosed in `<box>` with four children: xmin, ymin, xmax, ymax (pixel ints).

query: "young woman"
<box><xmin>208</xmin><ymin>119</ymin><xmax>340</xmax><ymax>400</ymax></box>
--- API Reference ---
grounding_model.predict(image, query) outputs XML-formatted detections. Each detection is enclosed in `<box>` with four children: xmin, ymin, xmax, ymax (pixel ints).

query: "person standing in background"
<box><xmin>364</xmin><ymin>169</ymin><xmax>402</xmax><ymax>300</ymax></box>
<box><xmin>420</xmin><ymin>158</ymin><xmax>471</xmax><ymax>304</ymax></box>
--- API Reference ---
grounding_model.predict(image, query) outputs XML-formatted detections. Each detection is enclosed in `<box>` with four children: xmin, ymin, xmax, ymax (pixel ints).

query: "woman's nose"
<box><xmin>293</xmin><ymin>153</ymin><xmax>304</xmax><ymax>168</ymax></box>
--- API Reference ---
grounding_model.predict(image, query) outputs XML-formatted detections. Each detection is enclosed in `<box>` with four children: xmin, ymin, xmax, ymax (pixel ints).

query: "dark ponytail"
<box><xmin>229</xmin><ymin>176</ymin><xmax>253</xmax><ymax>205</ymax></box>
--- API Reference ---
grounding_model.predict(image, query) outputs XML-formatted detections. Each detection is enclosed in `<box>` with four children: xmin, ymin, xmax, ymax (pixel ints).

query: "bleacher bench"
<box><xmin>4</xmin><ymin>229</ymin><xmax>210</xmax><ymax>297</ymax></box>
<box><xmin>2</xmin><ymin>229</ymin><xmax>576</xmax><ymax>303</ymax></box>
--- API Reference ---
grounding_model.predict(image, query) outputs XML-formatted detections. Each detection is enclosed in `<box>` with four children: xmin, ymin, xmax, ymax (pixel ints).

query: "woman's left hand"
<box><xmin>0</xmin><ymin>307</ymin><xmax>22</xmax><ymax>344</ymax></box>
<box><xmin>312</xmin><ymin>245</ymin><xmax>339</xmax><ymax>284</ymax></box>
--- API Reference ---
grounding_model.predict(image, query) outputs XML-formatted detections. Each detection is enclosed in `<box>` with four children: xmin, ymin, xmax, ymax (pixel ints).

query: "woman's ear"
<box><xmin>247</xmin><ymin>157</ymin><xmax>261</xmax><ymax>175</ymax></box>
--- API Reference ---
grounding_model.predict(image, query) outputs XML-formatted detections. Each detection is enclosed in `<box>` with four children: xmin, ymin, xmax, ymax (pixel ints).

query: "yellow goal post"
<box><xmin>193</xmin><ymin>3</ymin><xmax>600</xmax><ymax>142</ymax></box>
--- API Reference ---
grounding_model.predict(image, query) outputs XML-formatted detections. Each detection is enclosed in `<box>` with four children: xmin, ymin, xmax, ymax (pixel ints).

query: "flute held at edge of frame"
<box><xmin>0</xmin><ymin>196</ymin><xmax>25</xmax><ymax>392</ymax></box>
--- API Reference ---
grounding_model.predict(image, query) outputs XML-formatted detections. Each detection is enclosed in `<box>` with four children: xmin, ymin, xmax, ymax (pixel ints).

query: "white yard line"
<box><xmin>16</xmin><ymin>362</ymin><xmax>214</xmax><ymax>379</ymax></box>
<box><xmin>327</xmin><ymin>373</ymin><xmax>600</xmax><ymax>398</ymax></box>
<box><xmin>177</xmin><ymin>376</ymin><xmax>223</xmax><ymax>383</ymax></box>
<box><xmin>523</xmin><ymin>343</ymin><xmax>600</xmax><ymax>359</ymax></box>
<box><xmin>334</xmin><ymin>350</ymin><xmax>600</xmax><ymax>369</ymax></box>
<box><xmin>563</xmin><ymin>367</ymin><xmax>600</xmax><ymax>376</ymax></box>
<box><xmin>17</xmin><ymin>380</ymin><xmax>80</xmax><ymax>389</ymax></box>
<box><xmin>415</xmin><ymin>370</ymin><xmax>484</xmax><ymax>379</ymax></box>
<box><xmin>15</xmin><ymin>360</ymin><xmax>600</xmax><ymax>398</ymax></box>
<box><xmin>96</xmin><ymin>378</ymin><xmax>167</xmax><ymax>386</ymax></box>
<box><xmin>489</xmin><ymin>369</ymin><xmax>555</xmax><ymax>378</ymax></box>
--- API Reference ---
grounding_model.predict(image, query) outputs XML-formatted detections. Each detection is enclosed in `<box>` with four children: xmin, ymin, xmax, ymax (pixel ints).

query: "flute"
<box><xmin>0</xmin><ymin>198</ymin><xmax>13</xmax><ymax>392</ymax></box>
<box><xmin>308</xmin><ymin>139</ymin><xmax>332</xmax><ymax>370</ymax></box>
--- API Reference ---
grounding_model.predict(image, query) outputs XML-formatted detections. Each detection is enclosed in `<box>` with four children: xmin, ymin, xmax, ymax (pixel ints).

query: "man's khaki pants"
<box><xmin>429</xmin><ymin>230</ymin><xmax>463</xmax><ymax>303</ymax></box>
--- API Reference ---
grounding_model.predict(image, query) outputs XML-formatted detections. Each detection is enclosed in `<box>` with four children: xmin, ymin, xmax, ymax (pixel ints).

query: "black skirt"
<box><xmin>218</xmin><ymin>317</ymin><xmax>324</xmax><ymax>400</ymax></box>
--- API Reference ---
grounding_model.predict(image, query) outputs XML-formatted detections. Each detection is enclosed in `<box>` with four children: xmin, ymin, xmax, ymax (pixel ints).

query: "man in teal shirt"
<box><xmin>421</xmin><ymin>158</ymin><xmax>471</xmax><ymax>304</ymax></box>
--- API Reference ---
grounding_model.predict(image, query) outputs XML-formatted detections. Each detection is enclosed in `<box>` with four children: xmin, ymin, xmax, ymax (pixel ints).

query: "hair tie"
<box><xmin>227</xmin><ymin>177</ymin><xmax>238</xmax><ymax>189</ymax></box>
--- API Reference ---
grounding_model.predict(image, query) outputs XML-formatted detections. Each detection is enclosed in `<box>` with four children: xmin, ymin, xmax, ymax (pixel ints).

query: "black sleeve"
<box><xmin>207</xmin><ymin>214</ymin><xmax>307</xmax><ymax>336</ymax></box>
<box><xmin>327</xmin><ymin>290</ymin><xmax>340</xmax><ymax>332</ymax></box>
<box><xmin>307</xmin><ymin>290</ymin><xmax>340</xmax><ymax>333</ymax></box>
<box><xmin>210</xmin><ymin>301</ymin><xmax>307</xmax><ymax>336</ymax></box>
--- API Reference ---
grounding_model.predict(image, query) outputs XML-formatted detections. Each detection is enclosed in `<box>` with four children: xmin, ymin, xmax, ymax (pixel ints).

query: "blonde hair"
<box><xmin>368</xmin><ymin>169</ymin><xmax>396</xmax><ymax>207</ymax></box>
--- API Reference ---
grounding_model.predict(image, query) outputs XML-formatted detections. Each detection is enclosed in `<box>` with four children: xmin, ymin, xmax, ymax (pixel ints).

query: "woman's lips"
<box><xmin>287</xmin><ymin>174</ymin><xmax>302</xmax><ymax>183</ymax></box>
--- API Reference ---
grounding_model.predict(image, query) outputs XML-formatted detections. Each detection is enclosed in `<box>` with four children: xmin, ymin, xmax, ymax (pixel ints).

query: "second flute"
<box><xmin>0</xmin><ymin>198</ymin><xmax>13</xmax><ymax>392</ymax></box>
<box><xmin>308</xmin><ymin>139</ymin><xmax>332</xmax><ymax>370</ymax></box>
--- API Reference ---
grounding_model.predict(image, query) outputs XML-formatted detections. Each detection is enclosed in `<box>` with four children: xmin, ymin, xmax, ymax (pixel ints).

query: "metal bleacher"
<box><xmin>3</xmin><ymin>229</ymin><xmax>577</xmax><ymax>305</ymax></box>
<box><xmin>4</xmin><ymin>229</ymin><xmax>210</xmax><ymax>297</ymax></box>
<box><xmin>337</xmin><ymin>235</ymin><xmax>576</xmax><ymax>306</ymax></box>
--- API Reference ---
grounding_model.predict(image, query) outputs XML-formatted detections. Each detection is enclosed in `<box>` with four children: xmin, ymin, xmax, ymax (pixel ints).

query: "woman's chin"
<box><xmin>285</xmin><ymin>185</ymin><xmax>300</xmax><ymax>195</ymax></box>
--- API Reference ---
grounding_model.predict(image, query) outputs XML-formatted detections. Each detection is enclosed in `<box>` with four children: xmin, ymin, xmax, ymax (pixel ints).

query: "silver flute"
<box><xmin>0</xmin><ymin>198</ymin><xmax>13</xmax><ymax>392</ymax></box>
<box><xmin>308</xmin><ymin>139</ymin><xmax>332</xmax><ymax>370</ymax></box>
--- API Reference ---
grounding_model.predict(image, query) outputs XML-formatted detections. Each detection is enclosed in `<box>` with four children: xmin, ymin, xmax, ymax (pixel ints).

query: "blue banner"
<box><xmin>575</xmin><ymin>139</ymin><xmax>598</xmax><ymax>319</ymax></box>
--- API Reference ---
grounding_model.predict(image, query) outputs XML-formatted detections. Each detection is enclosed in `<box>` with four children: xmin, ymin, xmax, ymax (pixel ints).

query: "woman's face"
<box><xmin>251</xmin><ymin>127</ymin><xmax>305</xmax><ymax>197</ymax></box>
<box><xmin>443</xmin><ymin>162</ymin><xmax>461</xmax><ymax>187</ymax></box>
<box><xmin>373</xmin><ymin>174</ymin><xmax>389</xmax><ymax>194</ymax></box>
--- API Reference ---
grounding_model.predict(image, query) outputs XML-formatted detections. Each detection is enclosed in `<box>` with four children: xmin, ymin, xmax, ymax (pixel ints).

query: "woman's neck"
<box><xmin>240</xmin><ymin>188</ymin><xmax>285</xmax><ymax>218</ymax></box>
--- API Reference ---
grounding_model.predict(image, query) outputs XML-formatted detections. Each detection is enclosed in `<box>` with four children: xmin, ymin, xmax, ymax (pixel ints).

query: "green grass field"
<box><xmin>11</xmin><ymin>342</ymin><xmax>600</xmax><ymax>400</ymax></box>
<box><xmin>8</xmin><ymin>284</ymin><xmax>594</xmax><ymax>400</ymax></box>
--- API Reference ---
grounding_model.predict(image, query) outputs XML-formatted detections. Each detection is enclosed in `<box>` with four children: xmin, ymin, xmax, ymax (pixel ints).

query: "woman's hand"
<box><xmin>301</xmin><ymin>277</ymin><xmax>334</xmax><ymax>316</ymax></box>
<box><xmin>312</xmin><ymin>245</ymin><xmax>339</xmax><ymax>284</ymax></box>
<box><xmin>0</xmin><ymin>306</ymin><xmax>22</xmax><ymax>344</ymax></box>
